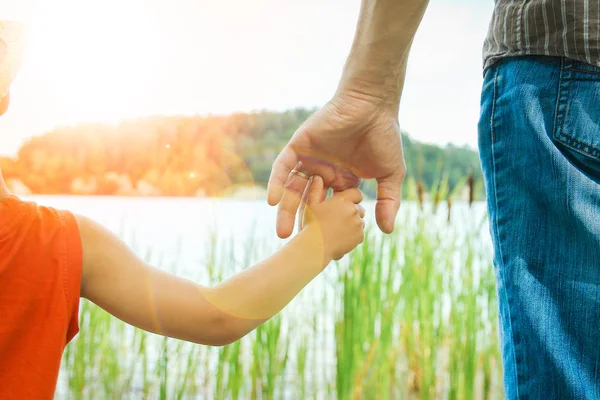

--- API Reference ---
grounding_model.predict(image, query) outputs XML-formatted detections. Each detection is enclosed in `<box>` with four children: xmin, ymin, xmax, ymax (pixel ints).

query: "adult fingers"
<box><xmin>276</xmin><ymin>162</ymin><xmax>310</xmax><ymax>238</ymax></box>
<box><xmin>267</xmin><ymin>147</ymin><xmax>297</xmax><ymax>206</ymax></box>
<box><xmin>375</xmin><ymin>167</ymin><xmax>405</xmax><ymax>234</ymax></box>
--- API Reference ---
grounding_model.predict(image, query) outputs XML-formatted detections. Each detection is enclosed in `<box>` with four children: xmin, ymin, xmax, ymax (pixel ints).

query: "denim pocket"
<box><xmin>553</xmin><ymin>58</ymin><xmax>600</xmax><ymax>164</ymax></box>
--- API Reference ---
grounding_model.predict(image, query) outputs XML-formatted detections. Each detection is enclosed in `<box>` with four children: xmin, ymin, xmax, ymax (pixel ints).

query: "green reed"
<box><xmin>58</xmin><ymin>183</ymin><xmax>502</xmax><ymax>399</ymax></box>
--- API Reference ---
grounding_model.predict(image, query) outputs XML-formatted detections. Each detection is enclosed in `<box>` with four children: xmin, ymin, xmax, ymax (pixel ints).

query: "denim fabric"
<box><xmin>478</xmin><ymin>56</ymin><xmax>600</xmax><ymax>399</ymax></box>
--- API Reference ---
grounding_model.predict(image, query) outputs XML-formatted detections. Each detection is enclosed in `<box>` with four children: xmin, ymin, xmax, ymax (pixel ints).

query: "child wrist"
<box><xmin>303</xmin><ymin>224</ymin><xmax>333</xmax><ymax>268</ymax></box>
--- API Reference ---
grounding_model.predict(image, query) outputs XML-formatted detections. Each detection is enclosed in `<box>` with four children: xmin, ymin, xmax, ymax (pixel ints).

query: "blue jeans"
<box><xmin>478</xmin><ymin>56</ymin><xmax>600</xmax><ymax>399</ymax></box>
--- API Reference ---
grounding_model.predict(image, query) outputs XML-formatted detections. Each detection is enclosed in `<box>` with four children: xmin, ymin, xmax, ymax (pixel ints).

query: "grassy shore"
<box><xmin>58</xmin><ymin>182</ymin><xmax>501</xmax><ymax>399</ymax></box>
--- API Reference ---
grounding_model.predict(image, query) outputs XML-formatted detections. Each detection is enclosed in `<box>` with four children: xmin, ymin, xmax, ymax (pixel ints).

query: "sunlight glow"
<box><xmin>0</xmin><ymin>0</ymin><xmax>492</xmax><ymax>157</ymax></box>
<box><xmin>23</xmin><ymin>0</ymin><xmax>165</xmax><ymax>124</ymax></box>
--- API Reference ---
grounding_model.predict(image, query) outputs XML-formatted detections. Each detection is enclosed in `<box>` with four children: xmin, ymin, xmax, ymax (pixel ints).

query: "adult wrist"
<box><xmin>335</xmin><ymin>51</ymin><xmax>409</xmax><ymax>113</ymax></box>
<box><xmin>334</xmin><ymin>79</ymin><xmax>401</xmax><ymax>114</ymax></box>
<box><xmin>336</xmin><ymin>0</ymin><xmax>429</xmax><ymax>112</ymax></box>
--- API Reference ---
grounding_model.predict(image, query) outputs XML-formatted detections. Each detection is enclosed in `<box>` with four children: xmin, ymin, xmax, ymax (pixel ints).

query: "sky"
<box><xmin>0</xmin><ymin>0</ymin><xmax>494</xmax><ymax>156</ymax></box>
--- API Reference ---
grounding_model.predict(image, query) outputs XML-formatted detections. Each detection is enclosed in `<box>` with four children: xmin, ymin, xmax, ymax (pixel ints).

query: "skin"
<box><xmin>0</xmin><ymin>171</ymin><xmax>364</xmax><ymax>345</ymax></box>
<box><xmin>0</xmin><ymin>29</ymin><xmax>368</xmax><ymax>348</ymax></box>
<box><xmin>1</xmin><ymin>35</ymin><xmax>367</xmax><ymax>346</ymax></box>
<box><xmin>268</xmin><ymin>0</ymin><xmax>430</xmax><ymax>238</ymax></box>
<box><xmin>0</xmin><ymin>0</ymin><xmax>430</xmax><ymax>346</ymax></box>
<box><xmin>76</xmin><ymin>177</ymin><xmax>365</xmax><ymax>346</ymax></box>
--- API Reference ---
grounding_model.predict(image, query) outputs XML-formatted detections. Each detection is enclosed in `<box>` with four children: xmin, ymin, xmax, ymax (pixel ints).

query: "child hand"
<box><xmin>299</xmin><ymin>176</ymin><xmax>366</xmax><ymax>261</ymax></box>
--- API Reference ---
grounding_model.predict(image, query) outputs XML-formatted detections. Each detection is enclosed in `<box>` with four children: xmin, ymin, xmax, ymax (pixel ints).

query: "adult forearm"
<box><xmin>337</xmin><ymin>0</ymin><xmax>430</xmax><ymax>110</ymax></box>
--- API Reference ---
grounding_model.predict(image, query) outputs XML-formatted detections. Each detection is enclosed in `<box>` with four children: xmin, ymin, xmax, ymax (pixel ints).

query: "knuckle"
<box><xmin>335</xmin><ymin>198</ymin><xmax>348</xmax><ymax>208</ymax></box>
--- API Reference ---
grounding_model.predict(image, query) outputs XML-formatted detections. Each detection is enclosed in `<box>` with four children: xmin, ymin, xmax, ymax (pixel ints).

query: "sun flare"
<box><xmin>20</xmin><ymin>0</ymin><xmax>167</xmax><ymax>124</ymax></box>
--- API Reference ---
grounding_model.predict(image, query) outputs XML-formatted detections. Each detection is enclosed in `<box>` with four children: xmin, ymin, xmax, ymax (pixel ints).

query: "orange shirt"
<box><xmin>0</xmin><ymin>195</ymin><xmax>82</xmax><ymax>399</ymax></box>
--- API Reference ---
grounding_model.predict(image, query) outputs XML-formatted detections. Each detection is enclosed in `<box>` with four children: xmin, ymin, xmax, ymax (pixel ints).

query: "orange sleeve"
<box><xmin>60</xmin><ymin>210</ymin><xmax>83</xmax><ymax>343</ymax></box>
<box><xmin>0</xmin><ymin>197</ymin><xmax>83</xmax><ymax>400</ymax></box>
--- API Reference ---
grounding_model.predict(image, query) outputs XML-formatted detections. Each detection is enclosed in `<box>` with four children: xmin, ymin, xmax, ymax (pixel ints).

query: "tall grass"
<box><xmin>57</xmin><ymin>180</ymin><xmax>501</xmax><ymax>399</ymax></box>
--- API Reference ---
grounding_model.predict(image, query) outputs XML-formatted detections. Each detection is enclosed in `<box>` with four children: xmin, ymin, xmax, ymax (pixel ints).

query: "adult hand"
<box><xmin>268</xmin><ymin>91</ymin><xmax>406</xmax><ymax>238</ymax></box>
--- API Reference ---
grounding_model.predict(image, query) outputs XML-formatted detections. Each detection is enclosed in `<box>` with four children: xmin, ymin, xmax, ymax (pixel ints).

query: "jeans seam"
<box><xmin>489</xmin><ymin>64</ymin><xmax>522</xmax><ymax>400</ymax></box>
<box><xmin>570</xmin><ymin>68</ymin><xmax>600</xmax><ymax>76</ymax></box>
<box><xmin>558</xmin><ymin>58</ymin><xmax>572</xmax><ymax>141</ymax></box>
<box><xmin>553</xmin><ymin>59</ymin><xmax>600</xmax><ymax>163</ymax></box>
<box><xmin>554</xmin><ymin>132</ymin><xmax>600</xmax><ymax>161</ymax></box>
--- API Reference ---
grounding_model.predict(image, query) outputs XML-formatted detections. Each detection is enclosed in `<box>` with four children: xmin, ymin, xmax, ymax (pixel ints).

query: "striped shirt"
<box><xmin>483</xmin><ymin>0</ymin><xmax>600</xmax><ymax>70</ymax></box>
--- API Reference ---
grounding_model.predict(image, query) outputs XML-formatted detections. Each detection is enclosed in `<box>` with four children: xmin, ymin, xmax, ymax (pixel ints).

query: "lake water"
<box><xmin>27</xmin><ymin>195</ymin><xmax>492</xmax><ymax>332</ymax></box>
<box><xmin>25</xmin><ymin>196</ymin><xmax>494</xmax><ymax>399</ymax></box>
<box><xmin>24</xmin><ymin>196</ymin><xmax>490</xmax><ymax>276</ymax></box>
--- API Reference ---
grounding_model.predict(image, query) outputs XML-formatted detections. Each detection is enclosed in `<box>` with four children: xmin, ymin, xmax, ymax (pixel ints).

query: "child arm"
<box><xmin>77</xmin><ymin>179</ymin><xmax>364</xmax><ymax>346</ymax></box>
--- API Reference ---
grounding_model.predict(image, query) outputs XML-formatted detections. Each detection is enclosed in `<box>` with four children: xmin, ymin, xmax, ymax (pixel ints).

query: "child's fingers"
<box><xmin>277</xmin><ymin>162</ymin><xmax>309</xmax><ymax>238</ymax></box>
<box><xmin>308</xmin><ymin>176</ymin><xmax>324</xmax><ymax>205</ymax></box>
<box><xmin>334</xmin><ymin>188</ymin><xmax>363</xmax><ymax>204</ymax></box>
<box><xmin>356</xmin><ymin>204</ymin><xmax>366</xmax><ymax>219</ymax></box>
<box><xmin>321</xmin><ymin>186</ymin><xmax>328</xmax><ymax>202</ymax></box>
<box><xmin>297</xmin><ymin>199</ymin><xmax>305</xmax><ymax>231</ymax></box>
<box><xmin>297</xmin><ymin>177</ymin><xmax>313</xmax><ymax>230</ymax></box>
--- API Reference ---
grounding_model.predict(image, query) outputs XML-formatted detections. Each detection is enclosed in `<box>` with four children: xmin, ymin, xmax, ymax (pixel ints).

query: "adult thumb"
<box><xmin>375</xmin><ymin>169</ymin><xmax>404</xmax><ymax>234</ymax></box>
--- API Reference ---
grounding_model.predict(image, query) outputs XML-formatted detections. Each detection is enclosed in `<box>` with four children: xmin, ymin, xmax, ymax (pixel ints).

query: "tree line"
<box><xmin>0</xmin><ymin>109</ymin><xmax>483</xmax><ymax>199</ymax></box>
